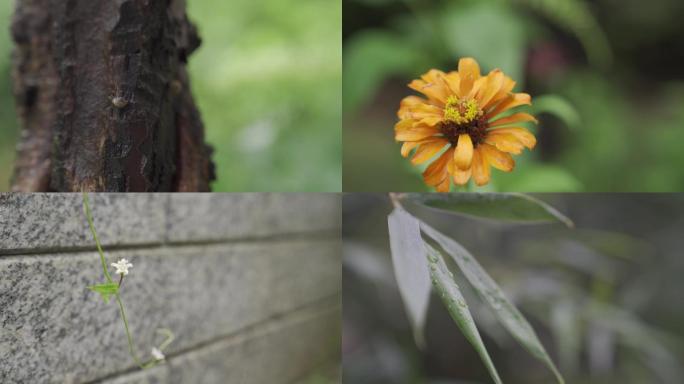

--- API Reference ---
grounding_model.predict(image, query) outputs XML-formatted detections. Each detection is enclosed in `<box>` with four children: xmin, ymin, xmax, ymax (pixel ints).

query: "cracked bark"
<box><xmin>10</xmin><ymin>0</ymin><xmax>215</xmax><ymax>192</ymax></box>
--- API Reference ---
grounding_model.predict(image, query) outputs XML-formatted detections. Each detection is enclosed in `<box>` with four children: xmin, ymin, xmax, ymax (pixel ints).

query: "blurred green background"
<box><xmin>0</xmin><ymin>0</ymin><xmax>341</xmax><ymax>191</ymax></box>
<box><xmin>343</xmin><ymin>0</ymin><xmax>684</xmax><ymax>192</ymax></box>
<box><xmin>344</xmin><ymin>193</ymin><xmax>684</xmax><ymax>383</ymax></box>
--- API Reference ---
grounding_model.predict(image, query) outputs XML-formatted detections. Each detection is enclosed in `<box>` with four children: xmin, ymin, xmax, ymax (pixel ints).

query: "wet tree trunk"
<box><xmin>10</xmin><ymin>0</ymin><xmax>214</xmax><ymax>192</ymax></box>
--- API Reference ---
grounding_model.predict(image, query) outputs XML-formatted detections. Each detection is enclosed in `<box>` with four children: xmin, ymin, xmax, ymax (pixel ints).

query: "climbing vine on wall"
<box><xmin>82</xmin><ymin>192</ymin><xmax>174</xmax><ymax>368</ymax></box>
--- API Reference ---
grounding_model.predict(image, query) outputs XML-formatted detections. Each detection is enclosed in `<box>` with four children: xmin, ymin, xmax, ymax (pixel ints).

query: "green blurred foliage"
<box><xmin>0</xmin><ymin>0</ymin><xmax>341</xmax><ymax>191</ymax></box>
<box><xmin>343</xmin><ymin>0</ymin><xmax>684</xmax><ymax>192</ymax></box>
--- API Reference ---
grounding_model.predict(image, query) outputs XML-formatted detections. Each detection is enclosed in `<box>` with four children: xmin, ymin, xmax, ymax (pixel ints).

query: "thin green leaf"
<box><xmin>88</xmin><ymin>282</ymin><xmax>119</xmax><ymax>303</ymax></box>
<box><xmin>421</xmin><ymin>222</ymin><xmax>565</xmax><ymax>384</ymax></box>
<box><xmin>407</xmin><ymin>193</ymin><xmax>573</xmax><ymax>228</ymax></box>
<box><xmin>425</xmin><ymin>242</ymin><xmax>502</xmax><ymax>384</ymax></box>
<box><xmin>387</xmin><ymin>207</ymin><xmax>432</xmax><ymax>347</ymax></box>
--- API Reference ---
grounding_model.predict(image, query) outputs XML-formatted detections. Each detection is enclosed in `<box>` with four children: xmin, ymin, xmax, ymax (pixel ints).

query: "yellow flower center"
<box><xmin>443</xmin><ymin>96</ymin><xmax>481</xmax><ymax>124</ymax></box>
<box><xmin>439</xmin><ymin>96</ymin><xmax>487</xmax><ymax>147</ymax></box>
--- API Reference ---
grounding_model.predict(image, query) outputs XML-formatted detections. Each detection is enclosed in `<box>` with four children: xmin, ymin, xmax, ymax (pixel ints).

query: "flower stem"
<box><xmin>115</xmin><ymin>293</ymin><xmax>145</xmax><ymax>368</ymax></box>
<box><xmin>82</xmin><ymin>192</ymin><xmax>113</xmax><ymax>284</ymax></box>
<box><xmin>83</xmin><ymin>192</ymin><xmax>161</xmax><ymax>370</ymax></box>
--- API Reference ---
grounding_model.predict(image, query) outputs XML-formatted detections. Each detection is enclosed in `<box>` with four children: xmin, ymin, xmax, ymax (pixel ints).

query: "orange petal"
<box><xmin>410</xmin><ymin>104</ymin><xmax>444</xmax><ymax>125</ymax></box>
<box><xmin>435</xmin><ymin>177</ymin><xmax>451</xmax><ymax>192</ymax></box>
<box><xmin>408</xmin><ymin>79</ymin><xmax>449</xmax><ymax>105</ymax></box>
<box><xmin>420</xmin><ymin>69</ymin><xmax>452</xmax><ymax>104</ymax></box>
<box><xmin>485</xmin><ymin>75</ymin><xmax>516</xmax><ymax>109</ymax></box>
<box><xmin>411</xmin><ymin>139</ymin><xmax>448</xmax><ymax>165</ymax></box>
<box><xmin>400</xmin><ymin>137</ymin><xmax>444</xmax><ymax>157</ymax></box>
<box><xmin>487</xmin><ymin>127</ymin><xmax>536</xmax><ymax>149</ymax></box>
<box><xmin>480</xmin><ymin>143</ymin><xmax>515</xmax><ymax>172</ymax></box>
<box><xmin>398</xmin><ymin>100</ymin><xmax>443</xmax><ymax>122</ymax></box>
<box><xmin>453</xmin><ymin>134</ymin><xmax>474</xmax><ymax>170</ymax></box>
<box><xmin>394</xmin><ymin>119</ymin><xmax>416</xmax><ymax>133</ymax></box>
<box><xmin>471</xmin><ymin>149</ymin><xmax>491</xmax><ymax>186</ymax></box>
<box><xmin>419</xmin><ymin>116</ymin><xmax>445</xmax><ymax>127</ymax></box>
<box><xmin>486</xmin><ymin>93</ymin><xmax>531</xmax><ymax>119</ymax></box>
<box><xmin>398</xmin><ymin>96</ymin><xmax>428</xmax><ymax>119</ymax></box>
<box><xmin>443</xmin><ymin>71</ymin><xmax>461</xmax><ymax>95</ymax></box>
<box><xmin>394</xmin><ymin>118</ymin><xmax>414</xmax><ymax>133</ymax></box>
<box><xmin>400</xmin><ymin>141</ymin><xmax>420</xmax><ymax>157</ymax></box>
<box><xmin>477</xmin><ymin>70</ymin><xmax>505</xmax><ymax>108</ymax></box>
<box><xmin>394</xmin><ymin>120</ymin><xmax>439</xmax><ymax>141</ymax></box>
<box><xmin>423</xmin><ymin>148</ymin><xmax>453</xmax><ymax>186</ymax></box>
<box><xmin>396</xmin><ymin>130</ymin><xmax>436</xmax><ymax>141</ymax></box>
<box><xmin>485</xmin><ymin>133</ymin><xmax>524</xmax><ymax>155</ymax></box>
<box><xmin>452</xmin><ymin>166</ymin><xmax>472</xmax><ymax>185</ymax></box>
<box><xmin>458</xmin><ymin>57</ymin><xmax>481</xmax><ymax>96</ymax></box>
<box><xmin>468</xmin><ymin>76</ymin><xmax>487</xmax><ymax>100</ymax></box>
<box><xmin>411</xmin><ymin>102</ymin><xmax>443</xmax><ymax>115</ymax></box>
<box><xmin>421</xmin><ymin>69</ymin><xmax>447</xmax><ymax>83</ymax></box>
<box><xmin>488</xmin><ymin>112</ymin><xmax>538</xmax><ymax>128</ymax></box>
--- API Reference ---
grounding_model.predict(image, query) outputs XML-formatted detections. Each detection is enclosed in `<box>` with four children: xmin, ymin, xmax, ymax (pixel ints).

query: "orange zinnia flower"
<box><xmin>395</xmin><ymin>57</ymin><xmax>537</xmax><ymax>192</ymax></box>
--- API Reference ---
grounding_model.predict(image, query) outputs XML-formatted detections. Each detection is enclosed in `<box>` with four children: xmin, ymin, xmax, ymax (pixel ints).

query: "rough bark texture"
<box><xmin>10</xmin><ymin>0</ymin><xmax>214</xmax><ymax>192</ymax></box>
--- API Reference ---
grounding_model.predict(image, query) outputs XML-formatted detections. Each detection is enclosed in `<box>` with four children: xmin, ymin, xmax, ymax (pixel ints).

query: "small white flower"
<box><xmin>151</xmin><ymin>347</ymin><xmax>165</xmax><ymax>361</ymax></box>
<box><xmin>111</xmin><ymin>258</ymin><xmax>133</xmax><ymax>276</ymax></box>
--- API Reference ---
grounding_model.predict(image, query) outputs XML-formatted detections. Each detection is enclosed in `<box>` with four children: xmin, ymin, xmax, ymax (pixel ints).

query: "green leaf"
<box><xmin>88</xmin><ymin>282</ymin><xmax>120</xmax><ymax>303</ymax></box>
<box><xmin>425</xmin><ymin>242</ymin><xmax>502</xmax><ymax>384</ymax></box>
<box><xmin>407</xmin><ymin>193</ymin><xmax>574</xmax><ymax>227</ymax></box>
<box><xmin>421</xmin><ymin>222</ymin><xmax>565</xmax><ymax>384</ymax></box>
<box><xmin>498</xmin><ymin>165</ymin><xmax>584</xmax><ymax>192</ymax></box>
<box><xmin>387</xmin><ymin>207</ymin><xmax>432</xmax><ymax>347</ymax></box>
<box><xmin>532</xmin><ymin>94</ymin><xmax>581</xmax><ymax>130</ymax></box>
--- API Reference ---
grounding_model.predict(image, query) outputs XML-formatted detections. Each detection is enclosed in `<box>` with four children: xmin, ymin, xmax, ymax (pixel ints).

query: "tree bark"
<box><xmin>10</xmin><ymin>0</ymin><xmax>214</xmax><ymax>192</ymax></box>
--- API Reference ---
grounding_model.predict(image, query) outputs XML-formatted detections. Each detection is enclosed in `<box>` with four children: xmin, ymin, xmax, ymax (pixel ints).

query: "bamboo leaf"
<box><xmin>421</xmin><ymin>221</ymin><xmax>565</xmax><ymax>384</ymax></box>
<box><xmin>425</xmin><ymin>242</ymin><xmax>503</xmax><ymax>384</ymax></box>
<box><xmin>387</xmin><ymin>207</ymin><xmax>432</xmax><ymax>347</ymax></box>
<box><xmin>407</xmin><ymin>193</ymin><xmax>573</xmax><ymax>227</ymax></box>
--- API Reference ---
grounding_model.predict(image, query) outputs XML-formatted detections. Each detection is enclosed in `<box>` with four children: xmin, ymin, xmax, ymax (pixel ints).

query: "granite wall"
<box><xmin>0</xmin><ymin>193</ymin><xmax>341</xmax><ymax>384</ymax></box>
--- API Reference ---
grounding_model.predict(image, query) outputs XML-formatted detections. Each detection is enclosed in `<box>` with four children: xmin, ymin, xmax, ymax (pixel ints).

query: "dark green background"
<box><xmin>343</xmin><ymin>0</ymin><xmax>684</xmax><ymax>192</ymax></box>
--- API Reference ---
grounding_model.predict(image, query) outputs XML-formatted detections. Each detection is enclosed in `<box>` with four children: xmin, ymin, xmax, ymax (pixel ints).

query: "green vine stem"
<box><xmin>82</xmin><ymin>192</ymin><xmax>173</xmax><ymax>370</ymax></box>
<box><xmin>83</xmin><ymin>193</ymin><xmax>113</xmax><ymax>284</ymax></box>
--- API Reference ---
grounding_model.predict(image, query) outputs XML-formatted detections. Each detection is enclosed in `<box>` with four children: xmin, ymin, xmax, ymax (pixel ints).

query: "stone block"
<box><xmin>0</xmin><ymin>239</ymin><xmax>340</xmax><ymax>383</ymax></box>
<box><xmin>165</xmin><ymin>193</ymin><xmax>340</xmax><ymax>242</ymax></box>
<box><xmin>0</xmin><ymin>194</ymin><xmax>165</xmax><ymax>253</ymax></box>
<box><xmin>102</xmin><ymin>302</ymin><xmax>341</xmax><ymax>384</ymax></box>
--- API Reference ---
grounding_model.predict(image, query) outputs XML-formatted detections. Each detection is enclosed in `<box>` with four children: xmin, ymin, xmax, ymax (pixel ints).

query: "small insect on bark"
<box><xmin>111</xmin><ymin>96</ymin><xmax>128</xmax><ymax>109</ymax></box>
